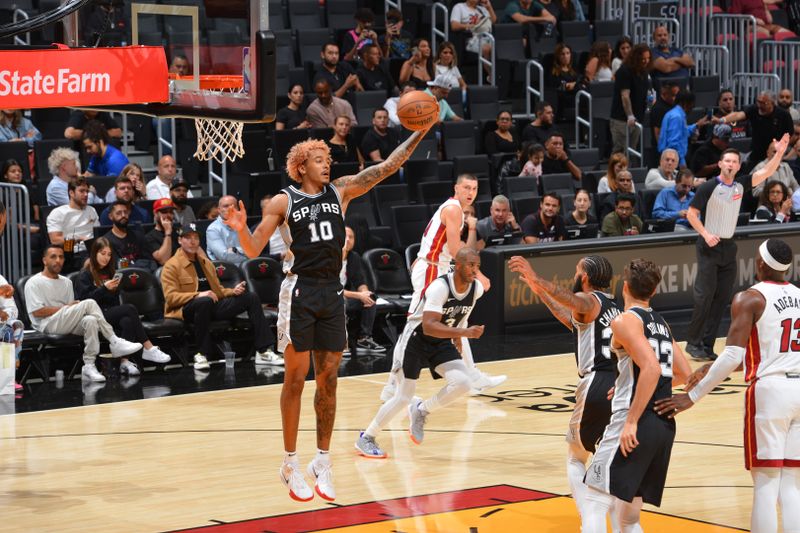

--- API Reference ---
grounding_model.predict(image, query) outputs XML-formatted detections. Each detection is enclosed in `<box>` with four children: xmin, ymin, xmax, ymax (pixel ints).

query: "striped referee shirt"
<box><xmin>689</xmin><ymin>176</ymin><xmax>747</xmax><ymax>239</ymax></box>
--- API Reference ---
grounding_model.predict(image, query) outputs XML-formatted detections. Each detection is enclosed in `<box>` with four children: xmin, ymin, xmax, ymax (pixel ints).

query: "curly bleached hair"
<box><xmin>286</xmin><ymin>139</ymin><xmax>331</xmax><ymax>183</ymax></box>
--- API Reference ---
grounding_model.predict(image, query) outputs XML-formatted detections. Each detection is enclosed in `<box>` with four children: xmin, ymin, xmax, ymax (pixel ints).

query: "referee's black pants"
<box><xmin>182</xmin><ymin>293</ymin><xmax>274</xmax><ymax>357</ymax></box>
<box><xmin>686</xmin><ymin>238</ymin><xmax>737</xmax><ymax>350</ymax></box>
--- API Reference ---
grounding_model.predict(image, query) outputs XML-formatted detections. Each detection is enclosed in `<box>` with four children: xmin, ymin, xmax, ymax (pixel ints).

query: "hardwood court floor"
<box><xmin>0</xmin><ymin>342</ymin><xmax>752</xmax><ymax>532</ymax></box>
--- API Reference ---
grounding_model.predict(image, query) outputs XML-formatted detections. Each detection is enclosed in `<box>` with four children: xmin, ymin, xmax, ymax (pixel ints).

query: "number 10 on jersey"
<box><xmin>309</xmin><ymin>221</ymin><xmax>334</xmax><ymax>242</ymax></box>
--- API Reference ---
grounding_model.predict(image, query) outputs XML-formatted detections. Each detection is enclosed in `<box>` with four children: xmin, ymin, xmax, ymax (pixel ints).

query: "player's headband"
<box><xmin>759</xmin><ymin>240</ymin><xmax>791</xmax><ymax>272</ymax></box>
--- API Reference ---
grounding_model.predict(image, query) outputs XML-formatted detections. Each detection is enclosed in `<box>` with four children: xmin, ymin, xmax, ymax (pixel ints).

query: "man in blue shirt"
<box><xmin>82</xmin><ymin>120</ymin><xmax>129</xmax><ymax>177</ymax></box>
<box><xmin>657</xmin><ymin>91</ymin><xmax>710</xmax><ymax>167</ymax></box>
<box><xmin>99</xmin><ymin>176</ymin><xmax>150</xmax><ymax>226</ymax></box>
<box><xmin>651</xmin><ymin>25</ymin><xmax>694</xmax><ymax>83</ymax></box>
<box><xmin>652</xmin><ymin>169</ymin><xmax>695</xmax><ymax>230</ymax></box>
<box><xmin>206</xmin><ymin>195</ymin><xmax>249</xmax><ymax>265</ymax></box>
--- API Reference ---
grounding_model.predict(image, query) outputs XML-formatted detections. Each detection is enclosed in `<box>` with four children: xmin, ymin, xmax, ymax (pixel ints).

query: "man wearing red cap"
<box><xmin>146</xmin><ymin>198</ymin><xmax>179</xmax><ymax>266</ymax></box>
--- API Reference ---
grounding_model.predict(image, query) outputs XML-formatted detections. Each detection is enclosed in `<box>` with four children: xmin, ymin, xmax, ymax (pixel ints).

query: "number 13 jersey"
<box><xmin>280</xmin><ymin>184</ymin><xmax>346</xmax><ymax>279</ymax></box>
<box><xmin>746</xmin><ymin>281</ymin><xmax>800</xmax><ymax>382</ymax></box>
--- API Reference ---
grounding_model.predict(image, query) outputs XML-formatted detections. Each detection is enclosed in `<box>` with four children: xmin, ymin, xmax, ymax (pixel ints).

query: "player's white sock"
<box><xmin>566</xmin><ymin>452</ymin><xmax>588</xmax><ymax>516</ymax></box>
<box><xmin>365</xmin><ymin>378</ymin><xmax>416</xmax><ymax>438</ymax></box>
<box><xmin>421</xmin><ymin>361</ymin><xmax>471</xmax><ymax>414</ymax></box>
<box><xmin>780</xmin><ymin>467</ymin><xmax>800</xmax><ymax>532</ymax></box>
<box><xmin>617</xmin><ymin>497</ymin><xmax>643</xmax><ymax>533</ymax></box>
<box><xmin>752</xmin><ymin>467</ymin><xmax>781</xmax><ymax>533</ymax></box>
<box><xmin>582</xmin><ymin>488</ymin><xmax>614</xmax><ymax>533</ymax></box>
<box><xmin>314</xmin><ymin>449</ymin><xmax>330</xmax><ymax>465</ymax></box>
<box><xmin>284</xmin><ymin>451</ymin><xmax>298</xmax><ymax>465</ymax></box>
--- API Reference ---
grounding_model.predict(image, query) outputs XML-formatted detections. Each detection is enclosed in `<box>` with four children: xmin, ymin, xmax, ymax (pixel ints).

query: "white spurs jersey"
<box><xmin>745</xmin><ymin>281</ymin><xmax>800</xmax><ymax>382</ymax></box>
<box><xmin>416</xmin><ymin>198</ymin><xmax>463</xmax><ymax>271</ymax></box>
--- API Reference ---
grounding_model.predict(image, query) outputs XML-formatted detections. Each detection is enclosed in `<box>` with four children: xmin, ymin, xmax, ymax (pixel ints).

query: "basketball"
<box><xmin>397</xmin><ymin>90</ymin><xmax>440</xmax><ymax>131</ymax></box>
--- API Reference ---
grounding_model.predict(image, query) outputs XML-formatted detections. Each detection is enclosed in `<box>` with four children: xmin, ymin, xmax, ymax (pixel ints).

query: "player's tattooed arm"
<box><xmin>334</xmin><ymin>126</ymin><xmax>432</xmax><ymax>202</ymax></box>
<box><xmin>508</xmin><ymin>256</ymin><xmax>596</xmax><ymax>317</ymax></box>
<box><xmin>536</xmin><ymin>289</ymin><xmax>574</xmax><ymax>331</ymax></box>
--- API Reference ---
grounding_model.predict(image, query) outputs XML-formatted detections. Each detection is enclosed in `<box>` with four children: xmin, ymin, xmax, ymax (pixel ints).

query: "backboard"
<box><xmin>66</xmin><ymin>0</ymin><xmax>275</xmax><ymax>122</ymax></box>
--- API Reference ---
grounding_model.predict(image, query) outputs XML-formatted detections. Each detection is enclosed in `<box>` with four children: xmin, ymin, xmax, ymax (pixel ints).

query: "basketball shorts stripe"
<box><xmin>567</xmin><ymin>370</ymin><xmax>614</xmax><ymax>454</ymax></box>
<box><xmin>744</xmin><ymin>376</ymin><xmax>800</xmax><ymax>470</ymax></box>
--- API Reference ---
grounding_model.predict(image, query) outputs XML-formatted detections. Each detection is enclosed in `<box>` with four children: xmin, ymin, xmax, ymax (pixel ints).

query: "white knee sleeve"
<box><xmin>422</xmin><ymin>361</ymin><xmax>471</xmax><ymax>414</ymax></box>
<box><xmin>752</xmin><ymin>468</ymin><xmax>781</xmax><ymax>533</ymax></box>
<box><xmin>617</xmin><ymin>497</ymin><xmax>643</xmax><ymax>533</ymax></box>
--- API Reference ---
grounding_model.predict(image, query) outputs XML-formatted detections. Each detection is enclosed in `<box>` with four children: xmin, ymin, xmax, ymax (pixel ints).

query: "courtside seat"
<box><xmin>242</xmin><ymin>257</ymin><xmax>282</xmax><ymax>321</ymax></box>
<box><xmin>404</xmin><ymin>243</ymin><xmax>421</xmax><ymax>273</ymax></box>
<box><xmin>363</xmin><ymin>248</ymin><xmax>412</xmax><ymax>314</ymax></box>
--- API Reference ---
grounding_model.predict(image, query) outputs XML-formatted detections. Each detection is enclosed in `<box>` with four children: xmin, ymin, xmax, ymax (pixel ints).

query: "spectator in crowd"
<box><xmin>502</xmin><ymin>0</ymin><xmax>556</xmax><ymax>44</ymax></box>
<box><xmin>652</xmin><ymin>169</ymin><xmax>695</xmax><ymax>230</ymax></box>
<box><xmin>550</xmin><ymin>44</ymin><xmax>580</xmax><ymax>121</ymax></box>
<box><xmin>645</xmin><ymin>148</ymin><xmax>680</xmax><ymax>190</ymax></box>
<box><xmin>146</xmin><ymin>199</ymin><xmax>179</xmax><ymax>266</ymax></box>
<box><xmin>25</xmin><ymin>245</ymin><xmax>143</xmax><ymax>382</ymax></box>
<box><xmin>0</xmin><ymin>265</ymin><xmax>23</xmax><ymax>392</ymax></box>
<box><xmin>47</xmin><ymin>148</ymin><xmax>99</xmax><ymax>207</ymax></box>
<box><xmin>425</xmin><ymin>75</ymin><xmax>463</xmax><ymax>122</ymax></box>
<box><xmin>169</xmin><ymin>54</ymin><xmax>190</xmax><ymax>76</ymax></box>
<box><xmin>778</xmin><ymin>88</ymin><xmax>800</xmax><ymax>125</ymax></box>
<box><xmin>658</xmin><ymin>91</ymin><xmax>710</xmax><ymax>167</ymax></box>
<box><xmin>342</xmin><ymin>8</ymin><xmax>379</xmax><ymax>62</ymax></box>
<box><xmin>710</xmin><ymin>89</ymin><xmax>748</xmax><ymax>140</ymax></box>
<box><xmin>751</xmin><ymin>139</ymin><xmax>800</xmax><ymax>197</ymax></box>
<box><xmin>754</xmin><ymin>180</ymin><xmax>793</xmax><ymax>223</ymax></box>
<box><xmin>103</xmin><ymin>201</ymin><xmax>156</xmax><ymax>272</ymax></box>
<box><xmin>610</xmin><ymin>43</ymin><xmax>652</xmax><ymax>154</ymax></box>
<box><xmin>314</xmin><ymin>43</ymin><xmax>362</xmax><ymax>99</ymax></box>
<box><xmin>433</xmin><ymin>41</ymin><xmax>467</xmax><ymax>91</ymax></box>
<box><xmin>385</xmin><ymin>82</ymin><xmax>416</xmax><ymax>127</ymax></box>
<box><xmin>0</xmin><ymin>109</ymin><xmax>41</xmax><ymax>148</ymax></box>
<box><xmin>327</xmin><ymin>115</ymin><xmax>363</xmax><ymax>166</ymax></box>
<box><xmin>717</xmin><ymin>90</ymin><xmax>794</xmax><ymax>167</ymax></box>
<box><xmin>46</xmin><ymin>177</ymin><xmax>99</xmax><ymax>272</ymax></box>
<box><xmin>146</xmin><ymin>155</ymin><xmax>189</xmax><ymax>200</ymax></box>
<box><xmin>522</xmin><ymin>101</ymin><xmax>559</xmax><ymax>144</ymax></box>
<box><xmin>206</xmin><ymin>195</ymin><xmax>249</xmax><ymax>265</ymax></box>
<box><xmin>341</xmin><ymin>225</ymin><xmax>386</xmax><ymax>356</ymax></box>
<box><xmin>521</xmin><ymin>142</ymin><xmax>545</xmax><ymax>178</ymax></box>
<box><xmin>275</xmin><ymin>84</ymin><xmax>312</xmax><ymax>131</ymax></box>
<box><xmin>600</xmin><ymin>170</ymin><xmax>645</xmax><ymax>219</ymax></box>
<box><xmin>584</xmin><ymin>41</ymin><xmax>613</xmax><ymax>83</ymax></box>
<box><xmin>650</xmin><ymin>25</ymin><xmax>694</xmax><ymax>83</ymax></box>
<box><xmin>522</xmin><ymin>193</ymin><xmax>567</xmax><ymax>243</ymax></box>
<box><xmin>169</xmin><ymin>177</ymin><xmax>196</xmax><ymax>227</ymax></box>
<box><xmin>565</xmin><ymin>188</ymin><xmax>597</xmax><ymax>225</ymax></box>
<box><xmin>100</xmin><ymin>176</ymin><xmax>150</xmax><ymax>226</ymax></box>
<box><xmin>597</xmin><ymin>152</ymin><xmax>630</xmax><ymax>193</ymax></box>
<box><xmin>450</xmin><ymin>0</ymin><xmax>497</xmax><ymax>80</ymax></box>
<box><xmin>197</xmin><ymin>201</ymin><xmax>219</xmax><ymax>221</ymax></box>
<box><xmin>82</xmin><ymin>120</ymin><xmax>129</xmax><ymax>177</ymax></box>
<box><xmin>398</xmin><ymin>38</ymin><xmax>435</xmax><ymax>90</ymax></box>
<box><xmin>691</xmin><ymin>124</ymin><xmax>732</xmax><ymax>179</ymax></box>
<box><xmin>497</xmin><ymin>142</ymin><xmax>542</xmax><ymax>193</ymax></box>
<box><xmin>729</xmin><ymin>0</ymin><xmax>796</xmax><ymax>37</ymax></box>
<box><xmin>105</xmin><ymin>163</ymin><xmax>145</xmax><ymax>202</ymax></box>
<box><xmin>611</xmin><ymin>36</ymin><xmax>632</xmax><ymax>75</ymax></box>
<box><xmin>360</xmin><ymin>109</ymin><xmax>400</xmax><ymax>162</ymax></box>
<box><xmin>64</xmin><ymin>110</ymin><xmax>121</xmax><ymax>141</ymax></box>
<box><xmin>381</xmin><ymin>8</ymin><xmax>414</xmax><ymax>60</ymax></box>
<box><xmin>650</xmin><ymin>80</ymin><xmax>679</xmax><ymax>145</ymax></box>
<box><xmin>357</xmin><ymin>44</ymin><xmax>396</xmax><ymax>97</ymax></box>
<box><xmin>161</xmin><ymin>225</ymin><xmax>281</xmax><ymax>371</ymax></box>
<box><xmin>75</xmin><ymin>238</ymin><xmax>172</xmax><ymax>376</ymax></box>
<box><xmin>306</xmin><ymin>80</ymin><xmax>358</xmax><ymax>129</ymax></box>
<box><xmin>554</xmin><ymin>0</ymin><xmax>578</xmax><ymax>21</ymax></box>
<box><xmin>485</xmin><ymin>111</ymin><xmax>521</xmax><ymax>155</ymax></box>
<box><xmin>601</xmin><ymin>193</ymin><xmax>642</xmax><ymax>236</ymax></box>
<box><xmin>2</xmin><ymin>158</ymin><xmax>39</xmax><ymax>232</ymax></box>
<box><xmin>541</xmin><ymin>133</ymin><xmax>582</xmax><ymax>183</ymax></box>
<box><xmin>477</xmin><ymin>195</ymin><xmax>523</xmax><ymax>247</ymax></box>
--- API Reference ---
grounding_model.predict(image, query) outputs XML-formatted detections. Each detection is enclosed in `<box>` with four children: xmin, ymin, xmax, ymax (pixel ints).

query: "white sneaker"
<box><xmin>81</xmin><ymin>364</ymin><xmax>106</xmax><ymax>382</ymax></box>
<box><xmin>470</xmin><ymin>371</ymin><xmax>507</xmax><ymax>395</ymax></box>
<box><xmin>255</xmin><ymin>348</ymin><xmax>284</xmax><ymax>366</ymax></box>
<box><xmin>279</xmin><ymin>461</ymin><xmax>313</xmax><ymax>502</ymax></box>
<box><xmin>307</xmin><ymin>459</ymin><xmax>336</xmax><ymax>501</ymax></box>
<box><xmin>120</xmin><ymin>360</ymin><xmax>140</xmax><ymax>376</ymax></box>
<box><xmin>109</xmin><ymin>337</ymin><xmax>143</xmax><ymax>358</ymax></box>
<box><xmin>142</xmin><ymin>346</ymin><xmax>171</xmax><ymax>364</ymax></box>
<box><xmin>193</xmin><ymin>353</ymin><xmax>210</xmax><ymax>371</ymax></box>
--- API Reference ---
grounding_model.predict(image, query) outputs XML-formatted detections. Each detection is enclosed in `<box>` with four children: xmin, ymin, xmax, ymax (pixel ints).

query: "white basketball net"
<box><xmin>193</xmin><ymin>82</ymin><xmax>246</xmax><ymax>164</ymax></box>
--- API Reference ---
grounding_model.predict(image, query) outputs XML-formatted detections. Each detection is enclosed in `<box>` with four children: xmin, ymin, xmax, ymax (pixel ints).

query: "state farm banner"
<box><xmin>0</xmin><ymin>45</ymin><xmax>169</xmax><ymax>109</ymax></box>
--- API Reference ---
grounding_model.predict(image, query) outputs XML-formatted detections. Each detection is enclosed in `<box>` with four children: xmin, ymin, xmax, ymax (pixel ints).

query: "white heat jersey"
<box><xmin>416</xmin><ymin>197</ymin><xmax>463</xmax><ymax>271</ymax></box>
<box><xmin>745</xmin><ymin>281</ymin><xmax>800</xmax><ymax>382</ymax></box>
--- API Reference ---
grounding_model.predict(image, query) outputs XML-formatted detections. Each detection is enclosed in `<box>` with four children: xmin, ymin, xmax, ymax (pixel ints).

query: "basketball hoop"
<box><xmin>186</xmin><ymin>75</ymin><xmax>246</xmax><ymax>164</ymax></box>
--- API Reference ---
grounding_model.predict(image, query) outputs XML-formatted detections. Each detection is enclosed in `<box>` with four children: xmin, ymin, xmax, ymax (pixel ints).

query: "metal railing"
<box><xmin>385</xmin><ymin>0</ymin><xmax>401</xmax><ymax>14</ymax></box>
<box><xmin>575</xmin><ymin>90</ymin><xmax>593</xmax><ymax>149</ymax></box>
<box><xmin>599</xmin><ymin>0</ymin><xmax>636</xmax><ymax>37</ymax></box>
<box><xmin>710</xmin><ymin>14</ymin><xmax>759</xmax><ymax>78</ymax></box>
<box><xmin>431</xmin><ymin>3</ymin><xmax>449</xmax><ymax>57</ymax></box>
<box><xmin>156</xmin><ymin>118</ymin><xmax>177</xmax><ymax>161</ymax></box>
<box><xmin>679</xmin><ymin>0</ymin><xmax>714</xmax><ymax>47</ymax></box>
<box><xmin>13</xmin><ymin>9</ymin><xmax>30</xmax><ymax>46</ymax></box>
<box><xmin>476</xmin><ymin>32</ymin><xmax>496</xmax><ymax>87</ymax></box>
<box><xmin>632</xmin><ymin>17</ymin><xmax>681</xmax><ymax>49</ymax></box>
<box><xmin>731</xmin><ymin>73</ymin><xmax>781</xmax><ymax>109</ymax></box>
<box><xmin>207</xmin><ymin>158</ymin><xmax>227</xmax><ymax>197</ymax></box>
<box><xmin>758</xmin><ymin>40</ymin><xmax>800</xmax><ymax>107</ymax></box>
<box><xmin>525</xmin><ymin>60</ymin><xmax>544</xmax><ymax>117</ymax></box>
<box><xmin>0</xmin><ymin>184</ymin><xmax>32</xmax><ymax>284</ymax></box>
<box><xmin>625</xmin><ymin>122</ymin><xmax>644</xmax><ymax>166</ymax></box>
<box><xmin>684</xmin><ymin>44</ymin><xmax>730</xmax><ymax>81</ymax></box>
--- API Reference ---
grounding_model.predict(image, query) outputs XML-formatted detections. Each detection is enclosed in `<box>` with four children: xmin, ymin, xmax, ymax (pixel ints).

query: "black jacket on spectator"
<box><xmin>484</xmin><ymin>130</ymin><xmax>520</xmax><ymax>155</ymax></box>
<box><xmin>313</xmin><ymin>62</ymin><xmax>357</xmax><ymax>95</ymax></box>
<box><xmin>611</xmin><ymin>64</ymin><xmax>650</xmax><ymax>122</ymax></box>
<box><xmin>356</xmin><ymin>64</ymin><xmax>395</xmax><ymax>98</ymax></box>
<box><xmin>75</xmin><ymin>269</ymin><xmax>118</xmax><ymax>309</ymax></box>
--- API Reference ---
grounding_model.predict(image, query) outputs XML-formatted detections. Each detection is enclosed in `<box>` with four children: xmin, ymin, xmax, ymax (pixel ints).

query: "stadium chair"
<box><xmin>352</xmin><ymin>90</ymin><xmax>389</xmax><ymax>125</ymax></box>
<box><xmin>643</xmin><ymin>219</ymin><xmax>676</xmax><ymax>233</ymax></box>
<box><xmin>514</xmin><ymin>195</ymin><xmax>541</xmax><ymax>220</ymax></box>
<box><xmin>363</xmin><ymin>248</ymin><xmax>413</xmax><ymax>314</ymax></box>
<box><xmin>0</xmin><ymin>142</ymin><xmax>31</xmax><ymax>182</ymax></box>
<box><xmin>466</xmin><ymin>86</ymin><xmax>500</xmax><ymax>121</ymax></box>
<box><xmin>505</xmin><ymin>176</ymin><xmax>540</xmax><ymax>198</ymax></box>
<box><xmin>404</xmin><ymin>243</ymin><xmax>420</xmax><ymax>273</ymax></box>
<box><xmin>561</xmin><ymin>21</ymin><xmax>593</xmax><ymax>54</ymax></box>
<box><xmin>309</xmin><ymin>127</ymin><xmax>334</xmax><ymax>140</ymax></box>
<box><xmin>639</xmin><ymin>189</ymin><xmax>661</xmax><ymax>220</ymax></box>
<box><xmin>297</xmin><ymin>28</ymin><xmax>333</xmax><ymax>66</ymax></box>
<box><xmin>390</xmin><ymin>204</ymin><xmax>432</xmax><ymax>249</ymax></box>
<box><xmin>475</xmin><ymin>198</ymin><xmax>492</xmax><ymax>219</ymax></box>
<box><xmin>288</xmin><ymin>0</ymin><xmax>324</xmax><ymax>29</ymax></box>
<box><xmin>594</xmin><ymin>20</ymin><xmax>624</xmax><ymax>43</ymax></box>
<box><xmin>212</xmin><ymin>261</ymin><xmax>245</xmax><ymax>289</ymax></box>
<box><xmin>331</xmin><ymin>162</ymin><xmax>360</xmax><ymax>180</ymax></box>
<box><xmin>373</xmin><ymin>184</ymin><xmax>410</xmax><ymax>226</ymax></box>
<box><xmin>570</xmin><ymin>148</ymin><xmax>600</xmax><ymax>170</ymax></box>
<box><xmin>442</xmin><ymin>120</ymin><xmax>478</xmax><ymax>159</ymax></box>
<box><xmin>453</xmin><ymin>155</ymin><xmax>490</xmax><ymax>180</ymax></box>
<box><xmin>560</xmin><ymin>193</ymin><xmax>575</xmax><ymax>217</ymax></box>
<box><xmin>273</xmin><ymin>29</ymin><xmax>296</xmax><ymax>68</ymax></box>
<box><xmin>273</xmin><ymin>129</ymin><xmax>310</xmax><ymax>169</ymax></box>
<box><xmin>690</xmin><ymin>75</ymin><xmax>721</xmax><ymax>109</ymax></box>
<box><xmin>242</xmin><ymin>257</ymin><xmax>283</xmax><ymax>321</ymax></box>
<box><xmin>540</xmin><ymin>173</ymin><xmax>576</xmax><ymax>195</ymax></box>
<box><xmin>326</xmin><ymin>0</ymin><xmax>357</xmax><ymax>29</ymax></box>
<box><xmin>491</xmin><ymin>23</ymin><xmax>528</xmax><ymax>98</ymax></box>
<box><xmin>629</xmin><ymin>167</ymin><xmax>648</xmax><ymax>188</ymax></box>
<box><xmin>418</xmin><ymin>181</ymin><xmax>455</xmax><ymax>205</ymax></box>
<box><xmin>34</xmin><ymin>139</ymin><xmax>73</xmax><ymax>181</ymax></box>
<box><xmin>269</xmin><ymin>0</ymin><xmax>288</xmax><ymax>30</ymax></box>
<box><xmin>345</xmin><ymin>195</ymin><xmax>393</xmax><ymax>248</ymax></box>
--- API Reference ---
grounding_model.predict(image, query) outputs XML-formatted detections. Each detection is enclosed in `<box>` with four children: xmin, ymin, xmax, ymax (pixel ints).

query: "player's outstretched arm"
<box><xmin>223</xmin><ymin>196</ymin><xmax>288</xmax><ymax>258</ymax></box>
<box><xmin>333</xmin><ymin>125</ymin><xmax>434</xmax><ymax>204</ymax></box>
<box><xmin>752</xmin><ymin>133</ymin><xmax>791</xmax><ymax>189</ymax></box>
<box><xmin>508</xmin><ymin>256</ymin><xmax>598</xmax><ymax>321</ymax></box>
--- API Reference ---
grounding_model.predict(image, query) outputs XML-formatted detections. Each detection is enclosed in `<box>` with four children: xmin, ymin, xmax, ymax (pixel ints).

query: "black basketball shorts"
<box><xmin>567</xmin><ymin>370</ymin><xmax>615</xmax><ymax>454</ymax></box>
<box><xmin>401</xmin><ymin>327</ymin><xmax>461</xmax><ymax>381</ymax></box>
<box><xmin>277</xmin><ymin>275</ymin><xmax>346</xmax><ymax>353</ymax></box>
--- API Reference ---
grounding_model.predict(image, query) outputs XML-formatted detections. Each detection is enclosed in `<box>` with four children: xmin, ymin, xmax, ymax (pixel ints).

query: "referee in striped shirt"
<box><xmin>684</xmin><ymin>133</ymin><xmax>791</xmax><ymax>360</ymax></box>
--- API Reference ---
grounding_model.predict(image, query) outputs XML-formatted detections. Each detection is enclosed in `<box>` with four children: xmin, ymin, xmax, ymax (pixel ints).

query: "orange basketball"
<box><xmin>397</xmin><ymin>90</ymin><xmax>440</xmax><ymax>131</ymax></box>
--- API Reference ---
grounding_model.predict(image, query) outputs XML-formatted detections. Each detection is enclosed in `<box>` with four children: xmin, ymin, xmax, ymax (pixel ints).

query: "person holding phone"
<box><xmin>380</xmin><ymin>8</ymin><xmax>414</xmax><ymax>59</ymax></box>
<box><xmin>75</xmin><ymin>237</ymin><xmax>172</xmax><ymax>376</ymax></box>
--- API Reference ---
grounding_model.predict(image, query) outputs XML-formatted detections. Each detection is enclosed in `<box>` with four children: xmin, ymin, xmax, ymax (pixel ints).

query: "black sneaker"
<box><xmin>356</xmin><ymin>337</ymin><xmax>387</xmax><ymax>355</ymax></box>
<box><xmin>686</xmin><ymin>343</ymin><xmax>715</xmax><ymax>361</ymax></box>
<box><xmin>703</xmin><ymin>346</ymin><xmax>719</xmax><ymax>361</ymax></box>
